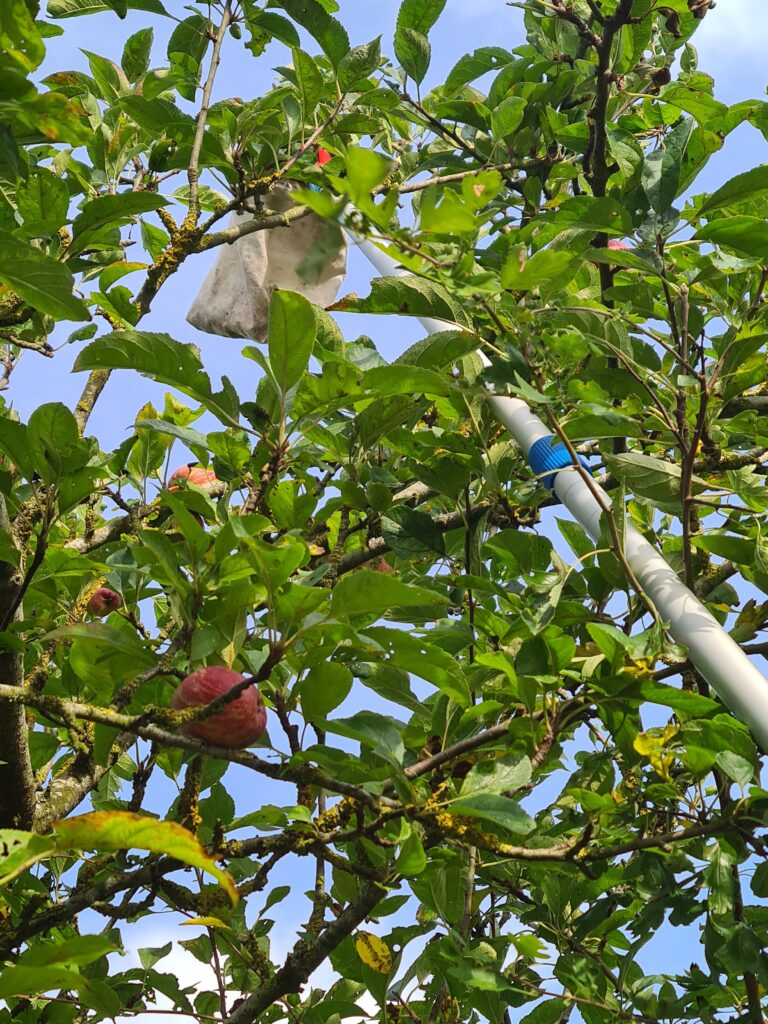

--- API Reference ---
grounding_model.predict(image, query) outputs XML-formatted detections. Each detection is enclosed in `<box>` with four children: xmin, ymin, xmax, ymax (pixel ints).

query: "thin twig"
<box><xmin>187</xmin><ymin>2</ymin><xmax>233</xmax><ymax>223</ymax></box>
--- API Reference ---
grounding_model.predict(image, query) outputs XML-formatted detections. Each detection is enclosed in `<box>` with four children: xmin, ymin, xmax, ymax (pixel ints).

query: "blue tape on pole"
<box><xmin>528</xmin><ymin>435</ymin><xmax>591</xmax><ymax>491</ymax></box>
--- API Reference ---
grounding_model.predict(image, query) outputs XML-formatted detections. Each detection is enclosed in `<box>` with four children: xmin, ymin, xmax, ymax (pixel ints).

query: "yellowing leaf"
<box><xmin>52</xmin><ymin>812</ymin><xmax>238</xmax><ymax>904</ymax></box>
<box><xmin>633</xmin><ymin>725</ymin><xmax>679</xmax><ymax>782</ymax></box>
<box><xmin>180</xmin><ymin>916</ymin><xmax>232</xmax><ymax>931</ymax></box>
<box><xmin>354</xmin><ymin>931</ymin><xmax>393</xmax><ymax>974</ymax></box>
<box><xmin>0</xmin><ymin>832</ymin><xmax>56</xmax><ymax>886</ymax></box>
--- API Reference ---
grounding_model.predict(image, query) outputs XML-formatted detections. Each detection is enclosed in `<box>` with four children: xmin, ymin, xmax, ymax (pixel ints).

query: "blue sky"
<box><xmin>18</xmin><ymin>1</ymin><xmax>768</xmax><ymax>1020</ymax></box>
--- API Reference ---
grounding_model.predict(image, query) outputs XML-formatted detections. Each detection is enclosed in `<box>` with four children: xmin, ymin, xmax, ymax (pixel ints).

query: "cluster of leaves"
<box><xmin>2</xmin><ymin>1</ymin><xmax>768</xmax><ymax>1023</ymax></box>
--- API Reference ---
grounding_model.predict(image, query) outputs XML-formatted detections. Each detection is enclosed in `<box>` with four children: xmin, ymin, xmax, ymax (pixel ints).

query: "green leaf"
<box><xmin>17</xmin><ymin>167</ymin><xmax>69</xmax><ymax>235</ymax></box>
<box><xmin>358</xmin><ymin>663</ymin><xmax>422</xmax><ymax>712</ymax></box>
<box><xmin>0</xmin><ymin>230</ymin><xmax>89</xmax><ymax>321</ymax></box>
<box><xmin>330</xmin><ymin>569</ymin><xmax>449</xmax><ymax>618</ymax></box>
<box><xmin>661</xmin><ymin>84</ymin><xmax>727</xmax><ymax>124</ymax></box>
<box><xmin>698</xmin><ymin>164</ymin><xmax>768</xmax><ymax>218</ymax></box>
<box><xmin>546</xmin><ymin>195</ymin><xmax>633</xmax><ymax>235</ymax></box>
<box><xmin>0</xmin><ymin>0</ymin><xmax>45</xmax><ymax>69</ymax></box>
<box><xmin>637</xmin><ymin>679</ymin><xmax>720</xmax><ymax>717</ymax></box>
<box><xmin>395</xmin><ymin>329</ymin><xmax>480</xmax><ymax>368</ymax></box>
<box><xmin>491</xmin><ymin>96</ymin><xmax>527</xmax><ymax>141</ymax></box>
<box><xmin>167</xmin><ymin>14</ymin><xmax>209</xmax><ymax>102</ymax></box>
<box><xmin>99</xmin><ymin>261</ymin><xmax>149</xmax><ymax>291</ymax></box>
<box><xmin>586</xmin><ymin>621</ymin><xmax>631</xmax><ymax>664</ymax></box>
<box><xmin>381</xmin><ymin>505</ymin><xmax>446</xmax><ymax>559</ymax></box>
<box><xmin>0</xmin><ymin>831</ymin><xmax>56</xmax><ymax>886</ymax></box>
<box><xmin>450</xmin><ymin>793</ymin><xmax>535</xmax><ymax>835</ymax></box>
<box><xmin>715</xmin><ymin>750</ymin><xmax>753</xmax><ymax>787</ymax></box>
<box><xmin>396</xmin><ymin>0</ymin><xmax>447</xmax><ymax>36</ymax></box>
<box><xmin>0</xmin><ymin>965</ymin><xmax>90</xmax><ymax>1000</ymax></box>
<box><xmin>364</xmin><ymin>626</ymin><xmax>471</xmax><ymax>707</ymax></box>
<box><xmin>324</xmin><ymin>710</ymin><xmax>405</xmax><ymax>766</ymax></box>
<box><xmin>751</xmin><ymin>861</ymin><xmax>768</xmax><ymax>898</ymax></box>
<box><xmin>138</xmin><ymin>942</ymin><xmax>172</xmax><ymax>970</ymax></box>
<box><xmin>43</xmin><ymin>622</ymin><xmax>155</xmax><ymax>664</ymax></box>
<box><xmin>343</xmin><ymin>146</ymin><xmax>392</xmax><ymax>201</ymax></box>
<box><xmin>603</xmin><ymin>452</ymin><xmax>707</xmax><ymax>514</ymax></box>
<box><xmin>48</xmin><ymin>0</ymin><xmax>166</xmax><ymax>14</ymax></box>
<box><xmin>461</xmin><ymin>756</ymin><xmax>532</xmax><ymax>797</ymax></box>
<box><xmin>245</xmin><ymin>10</ymin><xmax>301</xmax><ymax>49</ymax></box>
<box><xmin>338</xmin><ymin>37</ymin><xmax>381</xmax><ymax>92</ymax></box>
<box><xmin>0</xmin><ymin>417</ymin><xmax>33</xmax><ymax>477</ymax></box>
<box><xmin>332</xmin><ymin>275</ymin><xmax>471</xmax><ymax>328</ymax></box>
<box><xmin>21</xmin><ymin>935</ymin><xmax>117</xmax><ymax>968</ymax></box>
<box><xmin>396</xmin><ymin>830</ymin><xmax>427</xmax><ymax>876</ymax></box>
<box><xmin>27</xmin><ymin>402</ymin><xmax>87</xmax><ymax>482</ymax></box>
<box><xmin>696</xmin><ymin>216</ymin><xmax>768</xmax><ymax>259</ymax></box>
<box><xmin>298</xmin><ymin>663</ymin><xmax>353</xmax><ymax>719</ymax></box>
<box><xmin>445</xmin><ymin>47</ymin><xmax>513</xmax><ymax>96</ymax></box>
<box><xmin>521</xmin><ymin>999</ymin><xmax>568</xmax><ymax>1024</ymax></box>
<box><xmin>364</xmin><ymin>364</ymin><xmax>452</xmax><ymax>399</ymax></box>
<box><xmin>606</xmin><ymin>124</ymin><xmax>643</xmax><ymax>180</ymax></box>
<box><xmin>485</xmin><ymin>530</ymin><xmax>551</xmax><ymax>573</ymax></box>
<box><xmin>268</xmin><ymin>290</ymin><xmax>317</xmax><ymax>395</ymax></box>
<box><xmin>121</xmin><ymin>96</ymin><xmax>196</xmax><ymax>141</ymax></box>
<box><xmin>501</xmin><ymin>248</ymin><xmax>576</xmax><ymax>291</ymax></box>
<box><xmin>135</xmin><ymin>418</ymin><xmax>208</xmax><ymax>452</ymax></box>
<box><xmin>642</xmin><ymin>118</ymin><xmax>694</xmax><ymax>213</ymax></box>
<box><xmin>70</xmin><ymin>192</ymin><xmax>169</xmax><ymax>256</ymax></box>
<box><xmin>691</xmin><ymin>533</ymin><xmax>755</xmax><ymax>565</ymax></box>
<box><xmin>52</xmin><ymin>812</ymin><xmax>238</xmax><ymax>903</ymax></box>
<box><xmin>121</xmin><ymin>26</ymin><xmax>153</xmax><ymax>81</ymax></box>
<box><xmin>420</xmin><ymin>188</ymin><xmax>477</xmax><ymax>234</ymax></box>
<box><xmin>292</xmin><ymin>47</ymin><xmax>324</xmax><ymax>118</ymax></box>
<box><xmin>140</xmin><ymin>219</ymin><xmax>169</xmax><ymax>263</ymax></box>
<box><xmin>394</xmin><ymin>26</ymin><xmax>430</xmax><ymax>85</ymax></box>
<box><xmin>262</xmin><ymin>885</ymin><xmax>291</xmax><ymax>912</ymax></box>
<box><xmin>274</xmin><ymin>0</ymin><xmax>350</xmax><ymax>68</ymax></box>
<box><xmin>562</xmin><ymin>412</ymin><xmax>641</xmax><ymax>441</ymax></box>
<box><xmin>73</xmin><ymin>331</ymin><xmax>242</xmax><ymax>428</ymax></box>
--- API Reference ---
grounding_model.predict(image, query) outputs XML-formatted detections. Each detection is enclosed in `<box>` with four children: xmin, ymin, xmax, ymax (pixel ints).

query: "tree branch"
<box><xmin>225</xmin><ymin>881</ymin><xmax>386</xmax><ymax>1024</ymax></box>
<box><xmin>199</xmin><ymin>203</ymin><xmax>314</xmax><ymax>251</ymax></box>
<box><xmin>187</xmin><ymin>2</ymin><xmax>232</xmax><ymax>223</ymax></box>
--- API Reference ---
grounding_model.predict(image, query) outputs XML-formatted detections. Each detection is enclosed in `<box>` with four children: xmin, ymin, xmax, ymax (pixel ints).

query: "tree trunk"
<box><xmin>0</xmin><ymin>494</ymin><xmax>35</xmax><ymax>829</ymax></box>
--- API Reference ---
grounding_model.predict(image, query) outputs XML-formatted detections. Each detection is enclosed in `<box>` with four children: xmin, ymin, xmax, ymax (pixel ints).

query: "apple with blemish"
<box><xmin>88</xmin><ymin>587</ymin><xmax>123</xmax><ymax>616</ymax></box>
<box><xmin>172</xmin><ymin>666</ymin><xmax>267</xmax><ymax>748</ymax></box>
<box><xmin>168</xmin><ymin>465</ymin><xmax>226</xmax><ymax>497</ymax></box>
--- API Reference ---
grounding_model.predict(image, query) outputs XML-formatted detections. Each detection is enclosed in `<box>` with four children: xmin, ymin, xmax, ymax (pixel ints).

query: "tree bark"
<box><xmin>0</xmin><ymin>494</ymin><xmax>35</xmax><ymax>829</ymax></box>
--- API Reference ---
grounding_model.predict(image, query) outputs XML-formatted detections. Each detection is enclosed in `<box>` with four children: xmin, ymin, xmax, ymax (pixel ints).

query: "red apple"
<box><xmin>168</xmin><ymin>465</ymin><xmax>226</xmax><ymax>497</ymax></box>
<box><xmin>88</xmin><ymin>587</ymin><xmax>123</xmax><ymax>616</ymax></box>
<box><xmin>172</xmin><ymin>666</ymin><xmax>267</xmax><ymax>748</ymax></box>
<box><xmin>607</xmin><ymin>239</ymin><xmax>630</xmax><ymax>250</ymax></box>
<box><xmin>316</xmin><ymin>147</ymin><xmax>332</xmax><ymax>166</ymax></box>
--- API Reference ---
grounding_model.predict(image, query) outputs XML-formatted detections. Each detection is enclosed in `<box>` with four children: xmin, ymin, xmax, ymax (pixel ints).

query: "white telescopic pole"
<box><xmin>351</xmin><ymin>233</ymin><xmax>768</xmax><ymax>752</ymax></box>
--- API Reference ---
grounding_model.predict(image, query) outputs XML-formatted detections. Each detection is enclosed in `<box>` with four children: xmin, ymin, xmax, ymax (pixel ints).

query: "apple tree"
<box><xmin>2</xmin><ymin>0</ymin><xmax>768</xmax><ymax>1022</ymax></box>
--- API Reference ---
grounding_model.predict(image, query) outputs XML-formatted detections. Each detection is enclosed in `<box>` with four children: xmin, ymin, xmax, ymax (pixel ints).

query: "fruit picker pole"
<box><xmin>351</xmin><ymin>231</ymin><xmax>768</xmax><ymax>752</ymax></box>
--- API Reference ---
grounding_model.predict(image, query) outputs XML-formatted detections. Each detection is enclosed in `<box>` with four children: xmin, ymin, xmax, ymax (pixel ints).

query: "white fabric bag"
<box><xmin>187</xmin><ymin>187</ymin><xmax>347</xmax><ymax>342</ymax></box>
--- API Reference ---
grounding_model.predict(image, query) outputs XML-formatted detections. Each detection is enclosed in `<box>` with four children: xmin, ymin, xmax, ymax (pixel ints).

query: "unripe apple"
<box><xmin>88</xmin><ymin>587</ymin><xmax>123</xmax><ymax>616</ymax></box>
<box><xmin>168</xmin><ymin>465</ymin><xmax>226</xmax><ymax>497</ymax></box>
<box><xmin>316</xmin><ymin>147</ymin><xmax>332</xmax><ymax>166</ymax></box>
<box><xmin>172</xmin><ymin>666</ymin><xmax>267</xmax><ymax>748</ymax></box>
